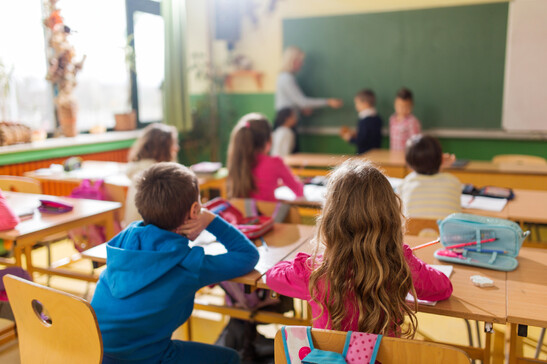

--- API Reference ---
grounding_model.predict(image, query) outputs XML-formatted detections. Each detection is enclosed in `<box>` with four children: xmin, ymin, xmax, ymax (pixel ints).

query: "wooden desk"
<box><xmin>82</xmin><ymin>223</ymin><xmax>316</xmax><ymax>327</ymax></box>
<box><xmin>83</xmin><ymin>223</ymin><xmax>315</xmax><ymax>287</ymax></box>
<box><xmin>278</xmin><ymin>235</ymin><xmax>505</xmax><ymax>362</ymax></box>
<box><xmin>0</xmin><ymin>192</ymin><xmax>121</xmax><ymax>282</ymax></box>
<box><xmin>285</xmin><ymin>150</ymin><xmax>547</xmax><ymax>191</ymax></box>
<box><xmin>25</xmin><ymin>161</ymin><xmax>227</xmax><ymax>199</ymax></box>
<box><xmin>506</xmin><ymin>247</ymin><xmax>547</xmax><ymax>363</ymax></box>
<box><xmin>284</xmin><ymin>152</ymin><xmax>406</xmax><ymax>178</ymax></box>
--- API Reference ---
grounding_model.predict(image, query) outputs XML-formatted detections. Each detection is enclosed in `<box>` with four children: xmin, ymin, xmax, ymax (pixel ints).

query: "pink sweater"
<box><xmin>251</xmin><ymin>154</ymin><xmax>304</xmax><ymax>202</ymax></box>
<box><xmin>266</xmin><ymin>244</ymin><xmax>453</xmax><ymax>332</ymax></box>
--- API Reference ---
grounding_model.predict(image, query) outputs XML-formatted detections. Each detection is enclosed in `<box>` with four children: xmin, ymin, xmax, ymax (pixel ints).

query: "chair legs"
<box><xmin>535</xmin><ymin>328</ymin><xmax>546</xmax><ymax>359</ymax></box>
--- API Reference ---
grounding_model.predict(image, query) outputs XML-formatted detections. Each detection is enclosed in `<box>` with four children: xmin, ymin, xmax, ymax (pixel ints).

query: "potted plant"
<box><xmin>43</xmin><ymin>0</ymin><xmax>85</xmax><ymax>137</ymax></box>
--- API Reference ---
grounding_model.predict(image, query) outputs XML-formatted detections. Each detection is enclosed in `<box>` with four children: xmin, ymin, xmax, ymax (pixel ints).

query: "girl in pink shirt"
<box><xmin>266</xmin><ymin>159</ymin><xmax>452</xmax><ymax>337</ymax></box>
<box><xmin>227</xmin><ymin>113</ymin><xmax>304</xmax><ymax>202</ymax></box>
<box><xmin>389</xmin><ymin>88</ymin><xmax>421</xmax><ymax>151</ymax></box>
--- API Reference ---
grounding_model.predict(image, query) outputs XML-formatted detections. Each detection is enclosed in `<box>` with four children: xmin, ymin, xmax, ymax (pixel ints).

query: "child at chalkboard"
<box><xmin>340</xmin><ymin>89</ymin><xmax>382</xmax><ymax>154</ymax></box>
<box><xmin>397</xmin><ymin>134</ymin><xmax>461</xmax><ymax>219</ymax></box>
<box><xmin>271</xmin><ymin>107</ymin><xmax>298</xmax><ymax>157</ymax></box>
<box><xmin>390</xmin><ymin>88</ymin><xmax>421</xmax><ymax>151</ymax></box>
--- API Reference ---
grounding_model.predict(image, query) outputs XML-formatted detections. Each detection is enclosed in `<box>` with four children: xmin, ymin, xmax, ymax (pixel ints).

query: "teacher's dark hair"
<box><xmin>273</xmin><ymin>108</ymin><xmax>296</xmax><ymax>130</ymax></box>
<box><xmin>405</xmin><ymin>134</ymin><xmax>443</xmax><ymax>175</ymax></box>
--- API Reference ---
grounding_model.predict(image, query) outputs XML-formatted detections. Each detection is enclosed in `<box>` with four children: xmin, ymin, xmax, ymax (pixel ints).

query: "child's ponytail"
<box><xmin>227</xmin><ymin>113</ymin><xmax>272</xmax><ymax>198</ymax></box>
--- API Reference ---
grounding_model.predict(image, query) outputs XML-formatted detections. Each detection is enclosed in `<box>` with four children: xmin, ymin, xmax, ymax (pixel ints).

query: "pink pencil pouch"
<box><xmin>38</xmin><ymin>199</ymin><xmax>73</xmax><ymax>214</ymax></box>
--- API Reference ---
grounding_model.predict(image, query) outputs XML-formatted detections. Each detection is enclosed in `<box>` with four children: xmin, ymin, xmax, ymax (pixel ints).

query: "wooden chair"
<box><xmin>274</xmin><ymin>328</ymin><xmax>471</xmax><ymax>364</ymax></box>
<box><xmin>0</xmin><ymin>175</ymin><xmax>42</xmax><ymax>194</ymax></box>
<box><xmin>492</xmin><ymin>154</ymin><xmax>547</xmax><ymax>165</ymax></box>
<box><xmin>229</xmin><ymin>198</ymin><xmax>302</xmax><ymax>224</ymax></box>
<box><xmin>3</xmin><ymin>274</ymin><xmax>102</xmax><ymax>364</ymax></box>
<box><xmin>405</xmin><ymin>218</ymin><xmax>439</xmax><ymax>238</ymax></box>
<box><xmin>0</xmin><ymin>318</ymin><xmax>16</xmax><ymax>346</ymax></box>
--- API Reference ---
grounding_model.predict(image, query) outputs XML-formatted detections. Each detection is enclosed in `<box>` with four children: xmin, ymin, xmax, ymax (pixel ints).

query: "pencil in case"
<box><xmin>38</xmin><ymin>199</ymin><xmax>74</xmax><ymax>214</ymax></box>
<box><xmin>434</xmin><ymin>213</ymin><xmax>529</xmax><ymax>271</ymax></box>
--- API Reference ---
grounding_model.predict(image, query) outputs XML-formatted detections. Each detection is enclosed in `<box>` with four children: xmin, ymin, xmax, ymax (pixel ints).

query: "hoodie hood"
<box><xmin>103</xmin><ymin>221</ymin><xmax>199</xmax><ymax>299</ymax></box>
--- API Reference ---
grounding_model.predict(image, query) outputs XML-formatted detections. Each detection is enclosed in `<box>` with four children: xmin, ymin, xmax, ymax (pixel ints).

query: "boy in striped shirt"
<box><xmin>397</xmin><ymin>134</ymin><xmax>461</xmax><ymax>219</ymax></box>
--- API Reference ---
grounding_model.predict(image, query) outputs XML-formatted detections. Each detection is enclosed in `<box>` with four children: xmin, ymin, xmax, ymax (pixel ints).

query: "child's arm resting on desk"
<box><xmin>265</xmin><ymin>252</ymin><xmax>312</xmax><ymax>300</ymax></box>
<box><xmin>198</xmin><ymin>216</ymin><xmax>260</xmax><ymax>286</ymax></box>
<box><xmin>273</xmin><ymin>157</ymin><xmax>304</xmax><ymax>198</ymax></box>
<box><xmin>403</xmin><ymin>244</ymin><xmax>453</xmax><ymax>301</ymax></box>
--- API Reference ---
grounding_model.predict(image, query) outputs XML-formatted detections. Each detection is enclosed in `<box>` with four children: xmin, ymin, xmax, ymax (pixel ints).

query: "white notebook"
<box><xmin>460</xmin><ymin>195</ymin><xmax>508</xmax><ymax>212</ymax></box>
<box><xmin>406</xmin><ymin>265</ymin><xmax>453</xmax><ymax>306</ymax></box>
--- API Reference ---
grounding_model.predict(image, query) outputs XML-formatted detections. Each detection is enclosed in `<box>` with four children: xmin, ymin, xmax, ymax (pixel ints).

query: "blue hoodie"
<box><xmin>91</xmin><ymin>216</ymin><xmax>259</xmax><ymax>363</ymax></box>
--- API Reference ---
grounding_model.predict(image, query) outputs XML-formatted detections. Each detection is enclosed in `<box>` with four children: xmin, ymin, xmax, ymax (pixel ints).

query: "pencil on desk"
<box><xmin>260</xmin><ymin>236</ymin><xmax>269</xmax><ymax>251</ymax></box>
<box><xmin>411</xmin><ymin>238</ymin><xmax>440</xmax><ymax>251</ymax></box>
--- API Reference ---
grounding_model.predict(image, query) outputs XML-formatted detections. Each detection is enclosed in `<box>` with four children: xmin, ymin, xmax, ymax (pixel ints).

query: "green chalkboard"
<box><xmin>283</xmin><ymin>3</ymin><xmax>508</xmax><ymax>129</ymax></box>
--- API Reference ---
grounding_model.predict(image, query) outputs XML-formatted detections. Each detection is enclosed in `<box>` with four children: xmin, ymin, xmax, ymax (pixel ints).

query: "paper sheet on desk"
<box><xmin>461</xmin><ymin>195</ymin><xmax>508</xmax><ymax>212</ymax></box>
<box><xmin>406</xmin><ymin>265</ymin><xmax>453</xmax><ymax>306</ymax></box>
<box><xmin>189</xmin><ymin>231</ymin><xmax>226</xmax><ymax>255</ymax></box>
<box><xmin>275</xmin><ymin>185</ymin><xmax>326</xmax><ymax>202</ymax></box>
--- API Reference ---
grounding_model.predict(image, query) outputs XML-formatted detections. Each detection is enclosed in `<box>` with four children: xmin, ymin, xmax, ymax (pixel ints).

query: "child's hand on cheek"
<box><xmin>176</xmin><ymin>209</ymin><xmax>216</xmax><ymax>241</ymax></box>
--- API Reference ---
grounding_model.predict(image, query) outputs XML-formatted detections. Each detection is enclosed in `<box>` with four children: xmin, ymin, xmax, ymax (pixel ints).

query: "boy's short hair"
<box><xmin>355</xmin><ymin>89</ymin><xmax>376</xmax><ymax>107</ymax></box>
<box><xmin>396</xmin><ymin>87</ymin><xmax>413</xmax><ymax>102</ymax></box>
<box><xmin>135</xmin><ymin>162</ymin><xmax>199</xmax><ymax>231</ymax></box>
<box><xmin>405</xmin><ymin>134</ymin><xmax>443</xmax><ymax>175</ymax></box>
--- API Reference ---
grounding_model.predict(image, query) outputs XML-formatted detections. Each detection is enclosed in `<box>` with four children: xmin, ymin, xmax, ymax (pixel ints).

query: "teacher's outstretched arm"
<box><xmin>275</xmin><ymin>46</ymin><xmax>343</xmax><ymax>112</ymax></box>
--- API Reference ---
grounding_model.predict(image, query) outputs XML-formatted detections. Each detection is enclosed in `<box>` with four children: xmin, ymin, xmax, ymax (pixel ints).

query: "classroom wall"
<box><xmin>183</xmin><ymin>0</ymin><xmax>547</xmax><ymax>165</ymax></box>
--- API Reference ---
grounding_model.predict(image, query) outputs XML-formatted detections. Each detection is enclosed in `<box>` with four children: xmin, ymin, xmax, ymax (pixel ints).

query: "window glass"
<box><xmin>133</xmin><ymin>11</ymin><xmax>164</xmax><ymax>123</ymax></box>
<box><xmin>0</xmin><ymin>1</ymin><xmax>54</xmax><ymax>131</ymax></box>
<box><xmin>60</xmin><ymin>0</ymin><xmax>129</xmax><ymax>131</ymax></box>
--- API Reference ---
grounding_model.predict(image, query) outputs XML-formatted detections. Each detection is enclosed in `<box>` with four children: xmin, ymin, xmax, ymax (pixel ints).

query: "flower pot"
<box><xmin>57</xmin><ymin>102</ymin><xmax>78</xmax><ymax>137</ymax></box>
<box><xmin>114</xmin><ymin>111</ymin><xmax>136</xmax><ymax>131</ymax></box>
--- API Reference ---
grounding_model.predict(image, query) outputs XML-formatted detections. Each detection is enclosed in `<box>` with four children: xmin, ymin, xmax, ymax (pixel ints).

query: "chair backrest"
<box><xmin>405</xmin><ymin>218</ymin><xmax>440</xmax><ymax>237</ymax></box>
<box><xmin>0</xmin><ymin>176</ymin><xmax>42</xmax><ymax>194</ymax></box>
<box><xmin>274</xmin><ymin>328</ymin><xmax>471</xmax><ymax>364</ymax></box>
<box><xmin>3</xmin><ymin>274</ymin><xmax>102</xmax><ymax>364</ymax></box>
<box><xmin>492</xmin><ymin>154</ymin><xmax>547</xmax><ymax>166</ymax></box>
<box><xmin>229</xmin><ymin>198</ymin><xmax>302</xmax><ymax>224</ymax></box>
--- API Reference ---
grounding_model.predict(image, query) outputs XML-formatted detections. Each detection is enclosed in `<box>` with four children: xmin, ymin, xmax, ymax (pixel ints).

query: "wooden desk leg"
<box><xmin>24</xmin><ymin>245</ymin><xmax>34</xmax><ymax>278</ymax></box>
<box><xmin>104</xmin><ymin>212</ymin><xmax>116</xmax><ymax>241</ymax></box>
<box><xmin>508</xmin><ymin>323</ymin><xmax>525</xmax><ymax>364</ymax></box>
<box><xmin>13</xmin><ymin>243</ymin><xmax>22</xmax><ymax>267</ymax></box>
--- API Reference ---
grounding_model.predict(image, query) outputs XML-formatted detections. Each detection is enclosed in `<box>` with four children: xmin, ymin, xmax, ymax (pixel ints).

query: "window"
<box><xmin>0</xmin><ymin>1</ymin><xmax>54</xmax><ymax>131</ymax></box>
<box><xmin>60</xmin><ymin>0</ymin><xmax>130</xmax><ymax>131</ymax></box>
<box><xmin>126</xmin><ymin>0</ymin><xmax>164</xmax><ymax>126</ymax></box>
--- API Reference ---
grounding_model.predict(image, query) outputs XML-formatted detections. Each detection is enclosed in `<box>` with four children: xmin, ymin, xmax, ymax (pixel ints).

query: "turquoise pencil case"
<box><xmin>434</xmin><ymin>213</ymin><xmax>529</xmax><ymax>271</ymax></box>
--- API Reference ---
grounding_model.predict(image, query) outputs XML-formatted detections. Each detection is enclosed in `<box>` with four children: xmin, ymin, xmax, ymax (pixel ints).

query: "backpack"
<box><xmin>68</xmin><ymin>179</ymin><xmax>120</xmax><ymax>252</ymax></box>
<box><xmin>281</xmin><ymin>326</ymin><xmax>382</xmax><ymax>364</ymax></box>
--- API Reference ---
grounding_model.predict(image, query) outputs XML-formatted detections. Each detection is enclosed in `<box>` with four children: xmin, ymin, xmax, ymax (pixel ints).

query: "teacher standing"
<box><xmin>274</xmin><ymin>47</ymin><xmax>343</xmax><ymax>155</ymax></box>
<box><xmin>275</xmin><ymin>46</ymin><xmax>343</xmax><ymax>113</ymax></box>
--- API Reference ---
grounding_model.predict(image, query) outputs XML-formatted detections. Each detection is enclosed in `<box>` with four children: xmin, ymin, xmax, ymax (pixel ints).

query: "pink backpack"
<box><xmin>68</xmin><ymin>180</ymin><xmax>118</xmax><ymax>252</ymax></box>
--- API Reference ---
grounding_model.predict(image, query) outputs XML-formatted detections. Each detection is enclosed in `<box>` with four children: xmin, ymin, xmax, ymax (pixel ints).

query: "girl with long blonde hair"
<box><xmin>266</xmin><ymin>159</ymin><xmax>452</xmax><ymax>336</ymax></box>
<box><xmin>227</xmin><ymin>113</ymin><xmax>304</xmax><ymax>201</ymax></box>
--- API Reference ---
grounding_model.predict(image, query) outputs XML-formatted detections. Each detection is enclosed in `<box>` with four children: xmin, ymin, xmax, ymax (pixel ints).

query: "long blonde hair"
<box><xmin>309</xmin><ymin>159</ymin><xmax>417</xmax><ymax>337</ymax></box>
<box><xmin>227</xmin><ymin>113</ymin><xmax>272</xmax><ymax>198</ymax></box>
<box><xmin>280</xmin><ymin>46</ymin><xmax>304</xmax><ymax>73</ymax></box>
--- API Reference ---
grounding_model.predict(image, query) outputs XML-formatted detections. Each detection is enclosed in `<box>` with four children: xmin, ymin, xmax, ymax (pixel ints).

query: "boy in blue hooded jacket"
<box><xmin>91</xmin><ymin>162</ymin><xmax>259</xmax><ymax>364</ymax></box>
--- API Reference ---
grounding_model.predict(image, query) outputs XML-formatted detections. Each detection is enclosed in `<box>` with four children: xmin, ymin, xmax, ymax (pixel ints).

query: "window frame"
<box><xmin>125</xmin><ymin>0</ymin><xmax>162</xmax><ymax>129</ymax></box>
